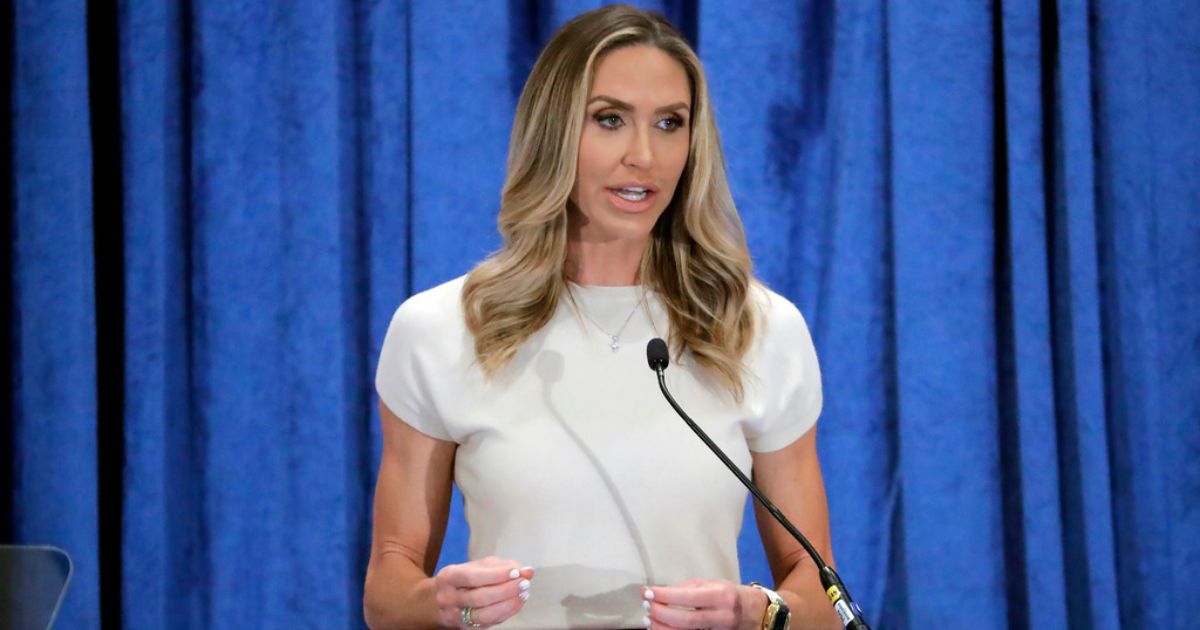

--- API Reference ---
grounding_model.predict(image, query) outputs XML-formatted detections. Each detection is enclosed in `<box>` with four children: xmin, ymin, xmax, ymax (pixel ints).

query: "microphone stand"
<box><xmin>648</xmin><ymin>340</ymin><xmax>871</xmax><ymax>629</ymax></box>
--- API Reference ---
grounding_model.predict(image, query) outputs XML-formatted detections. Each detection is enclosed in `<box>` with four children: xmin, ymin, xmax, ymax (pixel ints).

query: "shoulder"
<box><xmin>387</xmin><ymin>275</ymin><xmax>468</xmax><ymax>338</ymax></box>
<box><xmin>748</xmin><ymin>281</ymin><xmax>813</xmax><ymax>349</ymax></box>
<box><xmin>376</xmin><ymin>276</ymin><xmax>469</xmax><ymax>440</ymax></box>
<box><xmin>381</xmin><ymin>276</ymin><xmax>470</xmax><ymax>363</ymax></box>
<box><xmin>743</xmin><ymin>281</ymin><xmax>820</xmax><ymax>383</ymax></box>
<box><xmin>377</xmin><ymin>274</ymin><xmax>471</xmax><ymax>388</ymax></box>
<box><xmin>738</xmin><ymin>282</ymin><xmax>823</xmax><ymax>451</ymax></box>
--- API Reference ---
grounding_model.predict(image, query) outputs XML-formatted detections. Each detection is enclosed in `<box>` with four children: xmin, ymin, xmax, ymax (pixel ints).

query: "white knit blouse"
<box><xmin>375</xmin><ymin>275</ymin><xmax>822</xmax><ymax>629</ymax></box>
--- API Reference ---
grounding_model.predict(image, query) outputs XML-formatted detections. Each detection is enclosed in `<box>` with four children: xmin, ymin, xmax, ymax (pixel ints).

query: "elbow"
<box><xmin>363</xmin><ymin>572</ymin><xmax>399</xmax><ymax>630</ymax></box>
<box><xmin>362</xmin><ymin>585</ymin><xmax>384</xmax><ymax>630</ymax></box>
<box><xmin>363</xmin><ymin>548</ymin><xmax>437</xmax><ymax>629</ymax></box>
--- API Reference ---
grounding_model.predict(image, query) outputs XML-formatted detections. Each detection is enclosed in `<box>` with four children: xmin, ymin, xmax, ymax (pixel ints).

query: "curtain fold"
<box><xmin>1091</xmin><ymin>2</ymin><xmax>1200</xmax><ymax>627</ymax></box>
<box><xmin>820</xmin><ymin>0</ymin><xmax>896</xmax><ymax>619</ymax></box>
<box><xmin>6</xmin><ymin>1</ymin><xmax>1198</xmax><ymax>628</ymax></box>
<box><xmin>11</xmin><ymin>0</ymin><xmax>100</xmax><ymax>627</ymax></box>
<box><xmin>887</xmin><ymin>4</ymin><xmax>1009</xmax><ymax>625</ymax></box>
<box><xmin>995</xmin><ymin>2</ymin><xmax>1070</xmax><ymax>627</ymax></box>
<box><xmin>120</xmin><ymin>1</ymin><xmax>195</xmax><ymax>626</ymax></box>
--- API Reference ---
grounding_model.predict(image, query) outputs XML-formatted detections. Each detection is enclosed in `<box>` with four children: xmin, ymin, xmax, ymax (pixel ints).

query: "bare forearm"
<box><xmin>776</xmin><ymin>564</ymin><xmax>842</xmax><ymax>630</ymax></box>
<box><xmin>363</xmin><ymin>554</ymin><xmax>444</xmax><ymax>630</ymax></box>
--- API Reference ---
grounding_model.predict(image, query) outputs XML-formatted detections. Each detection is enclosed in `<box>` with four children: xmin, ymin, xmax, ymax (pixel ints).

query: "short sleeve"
<box><xmin>374</xmin><ymin>298</ymin><xmax>455</xmax><ymax>442</ymax></box>
<box><xmin>744</xmin><ymin>293</ymin><xmax>823</xmax><ymax>452</ymax></box>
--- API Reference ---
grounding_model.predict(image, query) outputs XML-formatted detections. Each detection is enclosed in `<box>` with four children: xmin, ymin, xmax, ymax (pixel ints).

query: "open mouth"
<box><xmin>613</xmin><ymin>187</ymin><xmax>650</xmax><ymax>202</ymax></box>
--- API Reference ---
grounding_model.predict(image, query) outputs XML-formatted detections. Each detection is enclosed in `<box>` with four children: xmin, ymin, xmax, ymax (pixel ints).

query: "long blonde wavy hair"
<box><xmin>462</xmin><ymin>4</ymin><xmax>757</xmax><ymax>400</ymax></box>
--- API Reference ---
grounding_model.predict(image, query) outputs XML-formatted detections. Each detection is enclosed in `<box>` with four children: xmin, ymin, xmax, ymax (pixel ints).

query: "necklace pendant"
<box><xmin>610</xmin><ymin>336</ymin><xmax>620</xmax><ymax>352</ymax></box>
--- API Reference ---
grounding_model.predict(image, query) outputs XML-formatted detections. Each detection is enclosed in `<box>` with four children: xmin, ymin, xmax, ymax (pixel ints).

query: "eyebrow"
<box><xmin>587</xmin><ymin>95</ymin><xmax>690</xmax><ymax>114</ymax></box>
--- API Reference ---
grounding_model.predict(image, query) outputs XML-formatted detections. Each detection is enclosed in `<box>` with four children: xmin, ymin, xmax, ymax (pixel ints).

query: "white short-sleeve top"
<box><xmin>375</xmin><ymin>275</ymin><xmax>822</xmax><ymax>629</ymax></box>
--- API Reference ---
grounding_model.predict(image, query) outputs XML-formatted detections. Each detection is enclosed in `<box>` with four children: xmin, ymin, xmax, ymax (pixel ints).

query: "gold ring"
<box><xmin>461</xmin><ymin>606</ymin><xmax>481</xmax><ymax>628</ymax></box>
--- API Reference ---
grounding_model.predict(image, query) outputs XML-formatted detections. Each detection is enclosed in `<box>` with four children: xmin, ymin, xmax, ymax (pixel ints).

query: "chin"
<box><xmin>600</xmin><ymin>212</ymin><xmax>663</xmax><ymax>241</ymax></box>
<box><xmin>570</xmin><ymin>195</ymin><xmax>669</xmax><ymax>242</ymax></box>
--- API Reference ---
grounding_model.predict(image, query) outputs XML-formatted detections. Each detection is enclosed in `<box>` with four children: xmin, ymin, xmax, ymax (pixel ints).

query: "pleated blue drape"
<box><xmin>9</xmin><ymin>0</ymin><xmax>102</xmax><ymax>625</ymax></box>
<box><xmin>6</xmin><ymin>1</ymin><xmax>1198</xmax><ymax>628</ymax></box>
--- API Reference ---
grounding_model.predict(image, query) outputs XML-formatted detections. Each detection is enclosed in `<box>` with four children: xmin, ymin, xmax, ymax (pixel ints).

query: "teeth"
<box><xmin>614</xmin><ymin>188</ymin><xmax>649</xmax><ymax>201</ymax></box>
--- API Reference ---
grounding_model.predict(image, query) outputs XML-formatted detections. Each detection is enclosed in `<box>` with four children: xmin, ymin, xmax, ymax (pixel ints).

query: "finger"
<box><xmin>439</xmin><ymin>560</ymin><xmax>523</xmax><ymax>588</ymax></box>
<box><xmin>648</xmin><ymin>600</ymin><xmax>736</xmax><ymax>630</ymax></box>
<box><xmin>475</xmin><ymin>557</ymin><xmax>536</xmax><ymax>579</ymax></box>
<box><xmin>645</xmin><ymin>584</ymin><xmax>732</xmax><ymax>609</ymax></box>
<box><xmin>646</xmin><ymin>616</ymin><xmax>686</xmax><ymax>630</ymax></box>
<box><xmin>460</xmin><ymin>592</ymin><xmax>528</xmax><ymax>628</ymax></box>
<box><xmin>455</xmin><ymin>576</ymin><xmax>533</xmax><ymax>610</ymax></box>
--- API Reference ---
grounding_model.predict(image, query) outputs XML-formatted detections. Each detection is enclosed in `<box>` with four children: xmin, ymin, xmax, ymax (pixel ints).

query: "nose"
<box><xmin>621</xmin><ymin>125</ymin><xmax>654</xmax><ymax>170</ymax></box>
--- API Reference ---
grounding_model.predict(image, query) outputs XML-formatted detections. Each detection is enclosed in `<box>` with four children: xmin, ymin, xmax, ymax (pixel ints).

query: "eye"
<box><xmin>657</xmin><ymin>115</ymin><xmax>686</xmax><ymax>131</ymax></box>
<box><xmin>594</xmin><ymin>112</ymin><xmax>623</xmax><ymax>129</ymax></box>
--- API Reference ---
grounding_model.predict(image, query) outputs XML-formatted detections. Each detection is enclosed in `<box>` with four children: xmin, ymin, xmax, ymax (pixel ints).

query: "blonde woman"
<box><xmin>366</xmin><ymin>5</ymin><xmax>840</xmax><ymax>630</ymax></box>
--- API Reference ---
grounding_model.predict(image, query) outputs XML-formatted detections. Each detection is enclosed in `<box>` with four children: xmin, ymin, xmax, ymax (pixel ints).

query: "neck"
<box><xmin>566</xmin><ymin>237</ymin><xmax>648</xmax><ymax>286</ymax></box>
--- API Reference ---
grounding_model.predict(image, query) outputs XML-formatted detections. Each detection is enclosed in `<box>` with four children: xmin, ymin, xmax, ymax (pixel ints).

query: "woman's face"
<box><xmin>569</xmin><ymin>45</ymin><xmax>692</xmax><ymax>245</ymax></box>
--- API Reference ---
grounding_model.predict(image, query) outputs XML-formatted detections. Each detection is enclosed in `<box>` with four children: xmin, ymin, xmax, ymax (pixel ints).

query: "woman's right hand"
<box><xmin>433</xmin><ymin>556</ymin><xmax>534</xmax><ymax>628</ymax></box>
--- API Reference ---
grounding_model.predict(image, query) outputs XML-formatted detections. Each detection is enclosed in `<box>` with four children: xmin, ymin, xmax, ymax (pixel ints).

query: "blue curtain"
<box><xmin>6</xmin><ymin>1</ymin><xmax>1198</xmax><ymax>628</ymax></box>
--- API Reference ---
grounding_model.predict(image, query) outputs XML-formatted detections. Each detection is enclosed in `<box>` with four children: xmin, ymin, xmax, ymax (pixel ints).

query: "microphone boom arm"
<box><xmin>651</xmin><ymin>364</ymin><xmax>871</xmax><ymax>629</ymax></box>
<box><xmin>653</xmin><ymin>370</ymin><xmax>827</xmax><ymax>566</ymax></box>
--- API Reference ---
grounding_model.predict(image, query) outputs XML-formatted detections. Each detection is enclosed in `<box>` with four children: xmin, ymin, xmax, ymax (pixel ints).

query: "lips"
<box><xmin>610</xmin><ymin>182</ymin><xmax>659</xmax><ymax>194</ymax></box>
<box><xmin>606</xmin><ymin>187</ymin><xmax>657</xmax><ymax>211</ymax></box>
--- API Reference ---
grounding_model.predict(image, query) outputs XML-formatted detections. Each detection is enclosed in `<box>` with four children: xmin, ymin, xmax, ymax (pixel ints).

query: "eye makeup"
<box><xmin>590</xmin><ymin>110</ymin><xmax>687</xmax><ymax>131</ymax></box>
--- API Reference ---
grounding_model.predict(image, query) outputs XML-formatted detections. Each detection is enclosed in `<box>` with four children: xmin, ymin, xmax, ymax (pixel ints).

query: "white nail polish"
<box><xmin>642</xmin><ymin>599</ymin><xmax>651</xmax><ymax>611</ymax></box>
<box><xmin>642</xmin><ymin>614</ymin><xmax>651</xmax><ymax>628</ymax></box>
<box><xmin>643</xmin><ymin>588</ymin><xmax>655</xmax><ymax>601</ymax></box>
<box><xmin>509</xmin><ymin>568</ymin><xmax>520</xmax><ymax>579</ymax></box>
<box><xmin>519</xmin><ymin>591</ymin><xmax>530</xmax><ymax>602</ymax></box>
<box><xmin>519</xmin><ymin>579</ymin><xmax>531</xmax><ymax>592</ymax></box>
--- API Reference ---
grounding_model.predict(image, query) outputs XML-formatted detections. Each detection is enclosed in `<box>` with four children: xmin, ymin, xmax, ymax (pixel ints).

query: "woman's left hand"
<box><xmin>642</xmin><ymin>578</ymin><xmax>766</xmax><ymax>630</ymax></box>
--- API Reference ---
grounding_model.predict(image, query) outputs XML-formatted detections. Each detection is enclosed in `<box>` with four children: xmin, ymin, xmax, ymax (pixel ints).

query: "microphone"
<box><xmin>645</xmin><ymin>338</ymin><xmax>871</xmax><ymax>630</ymax></box>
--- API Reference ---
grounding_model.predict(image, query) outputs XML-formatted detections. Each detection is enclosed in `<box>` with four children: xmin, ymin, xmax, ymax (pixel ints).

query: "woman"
<box><xmin>365</xmin><ymin>5</ymin><xmax>841</xmax><ymax>629</ymax></box>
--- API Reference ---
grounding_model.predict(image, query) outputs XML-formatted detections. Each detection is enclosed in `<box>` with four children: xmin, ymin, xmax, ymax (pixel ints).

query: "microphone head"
<box><xmin>646</xmin><ymin>338</ymin><xmax>669</xmax><ymax>371</ymax></box>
